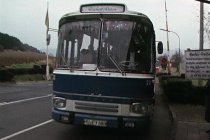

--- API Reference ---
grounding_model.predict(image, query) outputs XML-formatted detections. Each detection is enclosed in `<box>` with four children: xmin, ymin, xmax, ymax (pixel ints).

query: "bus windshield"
<box><xmin>56</xmin><ymin>20</ymin><xmax>100</xmax><ymax>70</ymax></box>
<box><xmin>56</xmin><ymin>19</ymin><xmax>154</xmax><ymax>73</ymax></box>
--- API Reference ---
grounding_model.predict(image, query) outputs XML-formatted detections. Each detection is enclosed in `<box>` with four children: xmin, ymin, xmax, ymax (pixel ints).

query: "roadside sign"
<box><xmin>185</xmin><ymin>49</ymin><xmax>210</xmax><ymax>79</ymax></box>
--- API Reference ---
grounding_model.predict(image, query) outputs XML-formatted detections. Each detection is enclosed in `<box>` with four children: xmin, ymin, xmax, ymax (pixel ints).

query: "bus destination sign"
<box><xmin>80</xmin><ymin>4</ymin><xmax>125</xmax><ymax>13</ymax></box>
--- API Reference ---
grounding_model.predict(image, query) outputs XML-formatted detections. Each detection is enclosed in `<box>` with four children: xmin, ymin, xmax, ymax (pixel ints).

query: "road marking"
<box><xmin>0</xmin><ymin>119</ymin><xmax>53</xmax><ymax>140</ymax></box>
<box><xmin>0</xmin><ymin>94</ymin><xmax>52</xmax><ymax>106</ymax></box>
<box><xmin>0</xmin><ymin>102</ymin><xmax>7</xmax><ymax>106</ymax></box>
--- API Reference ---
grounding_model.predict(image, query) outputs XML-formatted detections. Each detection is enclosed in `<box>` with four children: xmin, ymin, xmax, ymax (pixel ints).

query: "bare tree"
<box><xmin>204</xmin><ymin>12</ymin><xmax>210</xmax><ymax>45</ymax></box>
<box><xmin>170</xmin><ymin>51</ymin><xmax>183</xmax><ymax>72</ymax></box>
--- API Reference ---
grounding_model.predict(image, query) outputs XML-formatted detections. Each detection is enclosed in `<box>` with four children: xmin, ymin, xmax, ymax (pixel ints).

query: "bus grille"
<box><xmin>75</xmin><ymin>101</ymin><xmax>119</xmax><ymax>113</ymax></box>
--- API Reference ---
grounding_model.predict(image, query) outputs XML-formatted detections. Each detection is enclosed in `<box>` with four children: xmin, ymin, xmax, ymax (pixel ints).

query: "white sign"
<box><xmin>185</xmin><ymin>50</ymin><xmax>210</xmax><ymax>79</ymax></box>
<box><xmin>80</xmin><ymin>4</ymin><xmax>125</xmax><ymax>13</ymax></box>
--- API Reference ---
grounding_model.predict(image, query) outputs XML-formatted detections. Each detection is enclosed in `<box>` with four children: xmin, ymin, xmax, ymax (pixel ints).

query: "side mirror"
<box><xmin>46</xmin><ymin>34</ymin><xmax>51</xmax><ymax>45</ymax></box>
<box><xmin>157</xmin><ymin>42</ymin><xmax>163</xmax><ymax>54</ymax></box>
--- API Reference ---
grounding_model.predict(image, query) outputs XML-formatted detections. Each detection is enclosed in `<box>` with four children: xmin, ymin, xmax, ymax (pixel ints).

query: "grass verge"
<box><xmin>13</xmin><ymin>74</ymin><xmax>45</xmax><ymax>82</ymax></box>
<box><xmin>8</xmin><ymin>63</ymin><xmax>37</xmax><ymax>69</ymax></box>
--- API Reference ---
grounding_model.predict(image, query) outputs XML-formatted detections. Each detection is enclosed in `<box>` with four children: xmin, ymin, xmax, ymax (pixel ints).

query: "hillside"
<box><xmin>0</xmin><ymin>32</ymin><xmax>43</xmax><ymax>53</ymax></box>
<box><xmin>0</xmin><ymin>32</ymin><xmax>54</xmax><ymax>66</ymax></box>
<box><xmin>0</xmin><ymin>50</ymin><xmax>54</xmax><ymax>66</ymax></box>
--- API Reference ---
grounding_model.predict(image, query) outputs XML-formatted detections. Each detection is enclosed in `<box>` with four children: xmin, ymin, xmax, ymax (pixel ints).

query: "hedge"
<box><xmin>159</xmin><ymin>76</ymin><xmax>208</xmax><ymax>105</ymax></box>
<box><xmin>0</xmin><ymin>69</ymin><xmax>14</xmax><ymax>82</ymax></box>
<box><xmin>0</xmin><ymin>64</ymin><xmax>53</xmax><ymax>82</ymax></box>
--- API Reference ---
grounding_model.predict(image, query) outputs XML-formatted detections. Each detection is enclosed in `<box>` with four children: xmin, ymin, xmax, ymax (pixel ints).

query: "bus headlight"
<box><xmin>53</xmin><ymin>97</ymin><xmax>66</xmax><ymax>109</ymax></box>
<box><xmin>130</xmin><ymin>103</ymin><xmax>148</xmax><ymax>114</ymax></box>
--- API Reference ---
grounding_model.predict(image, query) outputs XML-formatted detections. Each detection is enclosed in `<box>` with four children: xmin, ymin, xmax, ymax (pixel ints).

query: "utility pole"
<box><xmin>199</xmin><ymin>2</ymin><xmax>204</xmax><ymax>86</ymax></box>
<box><xmin>200</xmin><ymin>2</ymin><xmax>204</xmax><ymax>50</ymax></box>
<box><xmin>164</xmin><ymin>0</ymin><xmax>171</xmax><ymax>74</ymax></box>
<box><xmin>165</xmin><ymin>0</ymin><xmax>170</xmax><ymax>52</ymax></box>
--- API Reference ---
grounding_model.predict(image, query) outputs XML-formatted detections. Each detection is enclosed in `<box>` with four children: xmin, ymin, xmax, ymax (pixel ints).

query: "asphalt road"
<box><xmin>0</xmin><ymin>81</ymin><xmax>172</xmax><ymax>140</ymax></box>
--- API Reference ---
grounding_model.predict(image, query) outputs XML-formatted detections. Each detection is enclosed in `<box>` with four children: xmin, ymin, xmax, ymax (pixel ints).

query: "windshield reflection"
<box><xmin>56</xmin><ymin>20</ymin><xmax>154</xmax><ymax>73</ymax></box>
<box><xmin>99</xmin><ymin>20</ymin><xmax>153</xmax><ymax>73</ymax></box>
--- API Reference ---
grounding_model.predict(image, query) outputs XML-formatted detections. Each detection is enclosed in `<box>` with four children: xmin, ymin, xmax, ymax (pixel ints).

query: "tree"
<box><xmin>204</xmin><ymin>12</ymin><xmax>210</xmax><ymax>46</ymax></box>
<box><xmin>170</xmin><ymin>51</ymin><xmax>183</xmax><ymax>72</ymax></box>
<box><xmin>0</xmin><ymin>32</ymin><xmax>42</xmax><ymax>53</ymax></box>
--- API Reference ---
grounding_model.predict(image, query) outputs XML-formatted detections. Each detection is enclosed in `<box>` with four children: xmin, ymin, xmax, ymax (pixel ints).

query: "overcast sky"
<box><xmin>0</xmin><ymin>0</ymin><xmax>210</xmax><ymax>55</ymax></box>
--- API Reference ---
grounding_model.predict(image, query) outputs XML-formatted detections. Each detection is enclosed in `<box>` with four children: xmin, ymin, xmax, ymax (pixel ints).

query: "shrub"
<box><xmin>33</xmin><ymin>64</ymin><xmax>41</xmax><ymax>69</ymax></box>
<box><xmin>206</xmin><ymin>79</ymin><xmax>210</xmax><ymax>92</ymax></box>
<box><xmin>190</xmin><ymin>86</ymin><xmax>205</xmax><ymax>105</ymax></box>
<box><xmin>164</xmin><ymin>78</ymin><xmax>192</xmax><ymax>104</ymax></box>
<box><xmin>0</xmin><ymin>64</ymin><xmax>54</xmax><ymax>82</ymax></box>
<box><xmin>159</xmin><ymin>75</ymin><xmax>183</xmax><ymax>88</ymax></box>
<box><xmin>6</xmin><ymin>64</ymin><xmax>54</xmax><ymax>75</ymax></box>
<box><xmin>0</xmin><ymin>69</ymin><xmax>14</xmax><ymax>82</ymax></box>
<box><xmin>166</xmin><ymin>78</ymin><xmax>192</xmax><ymax>93</ymax></box>
<box><xmin>159</xmin><ymin>76</ymin><xmax>206</xmax><ymax>105</ymax></box>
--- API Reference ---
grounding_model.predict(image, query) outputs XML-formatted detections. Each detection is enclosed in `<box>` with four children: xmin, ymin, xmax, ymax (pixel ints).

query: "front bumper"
<box><xmin>52</xmin><ymin>108</ymin><xmax>150</xmax><ymax>129</ymax></box>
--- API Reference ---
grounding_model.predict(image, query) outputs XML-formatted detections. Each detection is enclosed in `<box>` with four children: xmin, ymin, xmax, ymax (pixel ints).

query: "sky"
<box><xmin>0</xmin><ymin>0</ymin><xmax>210</xmax><ymax>56</ymax></box>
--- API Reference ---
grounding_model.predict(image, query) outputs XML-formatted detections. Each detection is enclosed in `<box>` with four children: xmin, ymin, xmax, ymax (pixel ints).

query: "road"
<box><xmin>0</xmin><ymin>81</ymin><xmax>172</xmax><ymax>140</ymax></box>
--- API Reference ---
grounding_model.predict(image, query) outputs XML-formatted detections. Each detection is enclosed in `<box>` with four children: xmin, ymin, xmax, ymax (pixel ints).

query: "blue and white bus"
<box><xmin>52</xmin><ymin>3</ymin><xmax>163</xmax><ymax>129</ymax></box>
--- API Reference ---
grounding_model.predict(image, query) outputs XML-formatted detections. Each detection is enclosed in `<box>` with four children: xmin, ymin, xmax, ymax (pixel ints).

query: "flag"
<box><xmin>45</xmin><ymin>10</ymin><xmax>49</xmax><ymax>28</ymax></box>
<box><xmin>45</xmin><ymin>2</ymin><xmax>49</xmax><ymax>29</ymax></box>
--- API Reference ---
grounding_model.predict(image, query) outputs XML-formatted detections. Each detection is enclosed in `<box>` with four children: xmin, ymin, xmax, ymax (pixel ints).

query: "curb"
<box><xmin>168</xmin><ymin>106</ymin><xmax>178</xmax><ymax>140</ymax></box>
<box><xmin>169</xmin><ymin>106</ymin><xmax>177</xmax><ymax>122</ymax></box>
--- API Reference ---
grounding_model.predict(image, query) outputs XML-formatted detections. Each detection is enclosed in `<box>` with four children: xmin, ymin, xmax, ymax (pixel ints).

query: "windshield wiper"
<box><xmin>107</xmin><ymin>54</ymin><xmax>126</xmax><ymax>76</ymax></box>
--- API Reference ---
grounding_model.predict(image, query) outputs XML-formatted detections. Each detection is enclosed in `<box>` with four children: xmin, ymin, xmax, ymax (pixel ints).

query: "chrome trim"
<box><xmin>75</xmin><ymin>101</ymin><xmax>119</xmax><ymax>113</ymax></box>
<box><xmin>53</xmin><ymin>90</ymin><xmax>145</xmax><ymax>101</ymax></box>
<box><xmin>65</xmin><ymin>99</ymin><xmax>146</xmax><ymax>116</ymax></box>
<box><xmin>53</xmin><ymin>69</ymin><xmax>155</xmax><ymax>79</ymax></box>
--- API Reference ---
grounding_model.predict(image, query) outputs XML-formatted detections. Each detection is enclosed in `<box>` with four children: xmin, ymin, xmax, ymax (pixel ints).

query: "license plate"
<box><xmin>83</xmin><ymin>119</ymin><xmax>107</xmax><ymax>127</ymax></box>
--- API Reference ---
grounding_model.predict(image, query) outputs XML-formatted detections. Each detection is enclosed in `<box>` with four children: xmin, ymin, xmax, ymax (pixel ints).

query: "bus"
<box><xmin>52</xmin><ymin>3</ymin><xmax>163</xmax><ymax>129</ymax></box>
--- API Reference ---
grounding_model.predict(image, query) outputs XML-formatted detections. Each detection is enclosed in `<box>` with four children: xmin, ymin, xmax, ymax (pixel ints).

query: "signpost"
<box><xmin>185</xmin><ymin>49</ymin><xmax>210</xmax><ymax>79</ymax></box>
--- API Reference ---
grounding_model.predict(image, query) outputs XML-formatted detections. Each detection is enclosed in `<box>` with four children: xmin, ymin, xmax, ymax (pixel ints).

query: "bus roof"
<box><xmin>59</xmin><ymin>3</ymin><xmax>153</xmax><ymax>28</ymax></box>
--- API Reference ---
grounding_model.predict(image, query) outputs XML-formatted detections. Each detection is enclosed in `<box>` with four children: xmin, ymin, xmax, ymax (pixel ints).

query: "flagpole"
<box><xmin>46</xmin><ymin>34</ymin><xmax>49</xmax><ymax>80</ymax></box>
